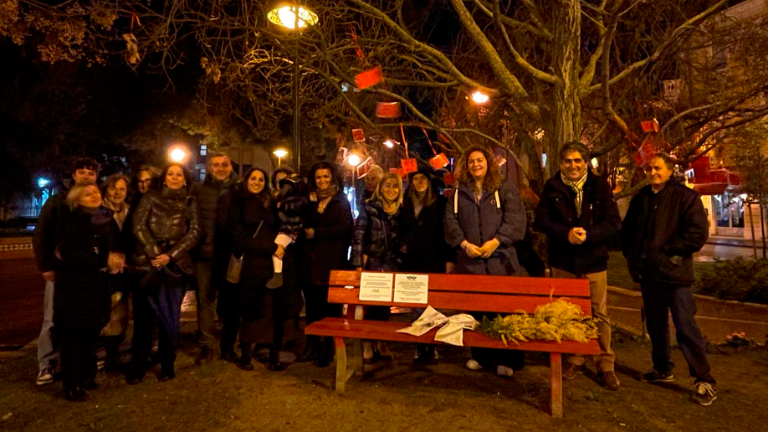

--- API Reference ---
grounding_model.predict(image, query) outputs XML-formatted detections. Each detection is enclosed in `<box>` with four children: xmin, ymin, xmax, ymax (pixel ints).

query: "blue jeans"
<box><xmin>641</xmin><ymin>283</ymin><xmax>715</xmax><ymax>384</ymax></box>
<box><xmin>37</xmin><ymin>280</ymin><xmax>59</xmax><ymax>370</ymax></box>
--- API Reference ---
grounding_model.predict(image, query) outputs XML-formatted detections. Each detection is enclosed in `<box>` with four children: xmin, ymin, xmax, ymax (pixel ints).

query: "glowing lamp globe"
<box><xmin>347</xmin><ymin>154</ymin><xmax>362</xmax><ymax>167</ymax></box>
<box><xmin>268</xmin><ymin>5</ymin><xmax>318</xmax><ymax>30</ymax></box>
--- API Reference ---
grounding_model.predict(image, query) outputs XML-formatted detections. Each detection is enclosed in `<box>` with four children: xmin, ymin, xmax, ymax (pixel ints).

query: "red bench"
<box><xmin>305</xmin><ymin>270</ymin><xmax>600</xmax><ymax>417</ymax></box>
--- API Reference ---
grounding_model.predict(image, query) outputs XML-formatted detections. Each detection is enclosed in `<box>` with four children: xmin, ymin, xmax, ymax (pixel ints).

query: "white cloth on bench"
<box><xmin>397</xmin><ymin>306</ymin><xmax>478</xmax><ymax>346</ymax></box>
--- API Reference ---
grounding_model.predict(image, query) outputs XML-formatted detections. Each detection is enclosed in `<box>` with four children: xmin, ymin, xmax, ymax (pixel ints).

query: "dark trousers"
<box><xmin>219</xmin><ymin>282</ymin><xmax>240</xmax><ymax>351</ymax></box>
<box><xmin>302</xmin><ymin>284</ymin><xmax>341</xmax><ymax>325</ymax></box>
<box><xmin>57</xmin><ymin>326</ymin><xmax>100</xmax><ymax>390</ymax></box>
<box><xmin>641</xmin><ymin>283</ymin><xmax>715</xmax><ymax>384</ymax></box>
<box><xmin>131</xmin><ymin>284</ymin><xmax>183</xmax><ymax>371</ymax></box>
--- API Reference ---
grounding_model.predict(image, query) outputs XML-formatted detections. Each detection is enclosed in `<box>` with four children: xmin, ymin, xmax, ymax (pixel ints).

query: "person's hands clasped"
<box><xmin>151</xmin><ymin>254</ymin><xmax>171</xmax><ymax>268</ymax></box>
<box><xmin>479</xmin><ymin>238</ymin><xmax>501</xmax><ymax>258</ymax></box>
<box><xmin>107</xmin><ymin>252</ymin><xmax>126</xmax><ymax>274</ymax></box>
<box><xmin>461</xmin><ymin>240</ymin><xmax>483</xmax><ymax>259</ymax></box>
<box><xmin>274</xmin><ymin>244</ymin><xmax>286</xmax><ymax>259</ymax></box>
<box><xmin>568</xmin><ymin>227</ymin><xmax>587</xmax><ymax>245</ymax></box>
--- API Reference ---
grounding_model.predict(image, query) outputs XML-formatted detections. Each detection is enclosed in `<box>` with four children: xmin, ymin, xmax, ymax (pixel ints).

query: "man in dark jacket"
<box><xmin>32</xmin><ymin>157</ymin><xmax>100</xmax><ymax>385</ymax></box>
<box><xmin>190</xmin><ymin>152</ymin><xmax>238</xmax><ymax>365</ymax></box>
<box><xmin>535</xmin><ymin>142</ymin><xmax>621</xmax><ymax>391</ymax></box>
<box><xmin>622</xmin><ymin>153</ymin><xmax>716</xmax><ymax>406</ymax></box>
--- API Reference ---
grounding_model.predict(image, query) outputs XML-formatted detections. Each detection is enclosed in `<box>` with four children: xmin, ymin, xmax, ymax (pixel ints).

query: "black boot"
<box><xmin>238</xmin><ymin>344</ymin><xmax>254</xmax><ymax>371</ymax></box>
<box><xmin>158</xmin><ymin>354</ymin><xmax>176</xmax><ymax>382</ymax></box>
<box><xmin>64</xmin><ymin>385</ymin><xmax>87</xmax><ymax>402</ymax></box>
<box><xmin>314</xmin><ymin>337</ymin><xmax>334</xmax><ymax>368</ymax></box>
<box><xmin>267</xmin><ymin>346</ymin><xmax>287</xmax><ymax>371</ymax></box>
<box><xmin>125</xmin><ymin>363</ymin><xmax>145</xmax><ymax>385</ymax></box>
<box><xmin>220</xmin><ymin>345</ymin><xmax>239</xmax><ymax>363</ymax></box>
<box><xmin>296</xmin><ymin>337</ymin><xmax>319</xmax><ymax>363</ymax></box>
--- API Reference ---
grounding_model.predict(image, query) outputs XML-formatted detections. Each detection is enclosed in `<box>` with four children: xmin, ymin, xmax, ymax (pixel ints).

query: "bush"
<box><xmin>695</xmin><ymin>257</ymin><xmax>768</xmax><ymax>304</ymax></box>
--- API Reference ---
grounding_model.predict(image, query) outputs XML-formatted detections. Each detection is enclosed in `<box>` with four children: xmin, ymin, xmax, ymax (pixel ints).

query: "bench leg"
<box><xmin>352</xmin><ymin>305</ymin><xmax>365</xmax><ymax>376</ymax></box>
<box><xmin>334</xmin><ymin>337</ymin><xmax>347</xmax><ymax>393</ymax></box>
<box><xmin>550</xmin><ymin>352</ymin><xmax>563</xmax><ymax>418</ymax></box>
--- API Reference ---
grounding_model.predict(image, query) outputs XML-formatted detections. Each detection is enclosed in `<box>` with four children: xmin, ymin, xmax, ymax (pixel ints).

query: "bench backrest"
<box><xmin>328</xmin><ymin>270</ymin><xmax>592</xmax><ymax>316</ymax></box>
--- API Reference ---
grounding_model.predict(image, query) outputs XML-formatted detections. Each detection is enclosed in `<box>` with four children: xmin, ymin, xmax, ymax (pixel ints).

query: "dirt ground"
<box><xmin>1</xmin><ymin>329</ymin><xmax>767</xmax><ymax>432</ymax></box>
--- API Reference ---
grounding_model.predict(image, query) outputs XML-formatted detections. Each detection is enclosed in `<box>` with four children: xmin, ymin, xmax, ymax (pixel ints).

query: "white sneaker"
<box><xmin>36</xmin><ymin>368</ymin><xmax>54</xmax><ymax>385</ymax></box>
<box><xmin>465</xmin><ymin>359</ymin><xmax>482</xmax><ymax>371</ymax></box>
<box><xmin>496</xmin><ymin>365</ymin><xmax>514</xmax><ymax>377</ymax></box>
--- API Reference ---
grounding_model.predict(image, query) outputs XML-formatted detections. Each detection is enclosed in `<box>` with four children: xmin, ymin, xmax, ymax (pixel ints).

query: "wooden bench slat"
<box><xmin>328</xmin><ymin>288</ymin><xmax>593</xmax><ymax>316</ymax></box>
<box><xmin>329</xmin><ymin>271</ymin><xmax>591</xmax><ymax>298</ymax></box>
<box><xmin>306</xmin><ymin>318</ymin><xmax>601</xmax><ymax>355</ymax></box>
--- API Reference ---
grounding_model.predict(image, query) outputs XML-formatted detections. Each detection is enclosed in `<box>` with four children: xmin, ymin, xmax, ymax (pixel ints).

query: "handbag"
<box><xmin>226</xmin><ymin>220</ymin><xmax>263</xmax><ymax>284</ymax></box>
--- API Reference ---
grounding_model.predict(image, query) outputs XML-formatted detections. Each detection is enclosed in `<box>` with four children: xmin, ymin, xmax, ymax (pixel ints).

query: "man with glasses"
<box><xmin>191</xmin><ymin>152</ymin><xmax>239</xmax><ymax>364</ymax></box>
<box><xmin>622</xmin><ymin>153</ymin><xmax>716</xmax><ymax>406</ymax></box>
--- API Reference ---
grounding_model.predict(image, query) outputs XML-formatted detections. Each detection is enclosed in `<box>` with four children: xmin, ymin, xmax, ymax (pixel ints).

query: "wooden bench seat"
<box><xmin>305</xmin><ymin>270</ymin><xmax>601</xmax><ymax>417</ymax></box>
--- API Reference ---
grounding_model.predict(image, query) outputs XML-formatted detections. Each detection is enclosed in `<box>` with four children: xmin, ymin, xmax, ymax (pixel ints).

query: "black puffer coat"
<box><xmin>54</xmin><ymin>207</ymin><xmax>120</xmax><ymax>329</ymax></box>
<box><xmin>132</xmin><ymin>187</ymin><xmax>201</xmax><ymax>274</ymax></box>
<box><xmin>444</xmin><ymin>182</ymin><xmax>527</xmax><ymax>276</ymax></box>
<box><xmin>191</xmin><ymin>172</ymin><xmax>238</xmax><ymax>260</ymax></box>
<box><xmin>299</xmin><ymin>191</ymin><xmax>353</xmax><ymax>285</ymax></box>
<box><xmin>228</xmin><ymin>191</ymin><xmax>303</xmax><ymax>322</ymax></box>
<box><xmin>621</xmin><ymin>179</ymin><xmax>708</xmax><ymax>286</ymax></box>
<box><xmin>535</xmin><ymin>171</ymin><xmax>621</xmax><ymax>275</ymax></box>
<box><xmin>33</xmin><ymin>185</ymin><xmax>69</xmax><ymax>273</ymax></box>
<box><xmin>351</xmin><ymin>200</ymin><xmax>402</xmax><ymax>271</ymax></box>
<box><xmin>400</xmin><ymin>194</ymin><xmax>453</xmax><ymax>273</ymax></box>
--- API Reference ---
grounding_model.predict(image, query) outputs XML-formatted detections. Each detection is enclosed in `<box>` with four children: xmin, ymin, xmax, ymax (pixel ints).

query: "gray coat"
<box><xmin>444</xmin><ymin>182</ymin><xmax>527</xmax><ymax>275</ymax></box>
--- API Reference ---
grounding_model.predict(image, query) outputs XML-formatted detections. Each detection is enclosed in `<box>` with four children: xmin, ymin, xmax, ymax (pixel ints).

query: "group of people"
<box><xmin>31</xmin><ymin>142</ymin><xmax>717</xmax><ymax>407</ymax></box>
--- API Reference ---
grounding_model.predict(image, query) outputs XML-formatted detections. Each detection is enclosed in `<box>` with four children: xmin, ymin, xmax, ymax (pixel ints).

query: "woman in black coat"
<box><xmin>127</xmin><ymin>164</ymin><xmax>200</xmax><ymax>384</ymax></box>
<box><xmin>296</xmin><ymin>162</ymin><xmax>353</xmax><ymax>367</ymax></box>
<box><xmin>444</xmin><ymin>145</ymin><xmax>527</xmax><ymax>377</ymax></box>
<box><xmin>55</xmin><ymin>184</ymin><xmax>122</xmax><ymax>401</ymax></box>
<box><xmin>399</xmin><ymin>168</ymin><xmax>454</xmax><ymax>364</ymax></box>
<box><xmin>229</xmin><ymin>167</ymin><xmax>303</xmax><ymax>371</ymax></box>
<box><xmin>351</xmin><ymin>172</ymin><xmax>404</xmax><ymax>362</ymax></box>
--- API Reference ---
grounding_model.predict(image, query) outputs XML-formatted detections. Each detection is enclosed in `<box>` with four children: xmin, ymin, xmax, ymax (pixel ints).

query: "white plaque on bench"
<box><xmin>359</xmin><ymin>272</ymin><xmax>394</xmax><ymax>301</ymax></box>
<box><xmin>394</xmin><ymin>274</ymin><xmax>428</xmax><ymax>304</ymax></box>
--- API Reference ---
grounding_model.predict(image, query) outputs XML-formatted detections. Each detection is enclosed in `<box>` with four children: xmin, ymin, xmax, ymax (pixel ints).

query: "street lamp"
<box><xmin>268</xmin><ymin>3</ymin><xmax>318</xmax><ymax>173</ymax></box>
<box><xmin>383</xmin><ymin>139</ymin><xmax>396</xmax><ymax>149</ymax></box>
<box><xmin>273</xmin><ymin>148</ymin><xmax>289</xmax><ymax>167</ymax></box>
<box><xmin>346</xmin><ymin>153</ymin><xmax>362</xmax><ymax>167</ymax></box>
<box><xmin>470</xmin><ymin>90</ymin><xmax>490</xmax><ymax>104</ymax></box>
<box><xmin>169</xmin><ymin>146</ymin><xmax>188</xmax><ymax>163</ymax></box>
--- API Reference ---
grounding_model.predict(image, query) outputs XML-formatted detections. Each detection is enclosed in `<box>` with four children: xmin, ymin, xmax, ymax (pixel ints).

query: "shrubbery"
<box><xmin>695</xmin><ymin>257</ymin><xmax>768</xmax><ymax>304</ymax></box>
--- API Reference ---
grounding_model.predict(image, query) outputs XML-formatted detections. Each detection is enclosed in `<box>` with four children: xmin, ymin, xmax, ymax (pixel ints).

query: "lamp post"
<box><xmin>273</xmin><ymin>148</ymin><xmax>289</xmax><ymax>167</ymax></box>
<box><xmin>267</xmin><ymin>4</ymin><xmax>319</xmax><ymax>173</ymax></box>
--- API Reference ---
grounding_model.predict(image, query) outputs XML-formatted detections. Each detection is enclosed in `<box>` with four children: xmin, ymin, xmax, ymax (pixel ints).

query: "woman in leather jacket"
<box><xmin>126</xmin><ymin>164</ymin><xmax>201</xmax><ymax>384</ymax></box>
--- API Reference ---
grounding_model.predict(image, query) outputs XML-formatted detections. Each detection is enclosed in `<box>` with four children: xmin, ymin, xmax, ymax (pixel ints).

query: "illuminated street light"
<box><xmin>470</xmin><ymin>90</ymin><xmax>490</xmax><ymax>104</ymax></box>
<box><xmin>346</xmin><ymin>153</ymin><xmax>362</xmax><ymax>167</ymax></box>
<box><xmin>267</xmin><ymin>5</ymin><xmax>319</xmax><ymax>30</ymax></box>
<box><xmin>273</xmin><ymin>148</ymin><xmax>289</xmax><ymax>166</ymax></box>
<box><xmin>37</xmin><ymin>178</ymin><xmax>50</xmax><ymax>188</ymax></box>
<box><xmin>169</xmin><ymin>146</ymin><xmax>187</xmax><ymax>163</ymax></box>
<box><xmin>267</xmin><ymin>3</ymin><xmax>318</xmax><ymax>172</ymax></box>
<box><xmin>383</xmin><ymin>139</ymin><xmax>396</xmax><ymax>149</ymax></box>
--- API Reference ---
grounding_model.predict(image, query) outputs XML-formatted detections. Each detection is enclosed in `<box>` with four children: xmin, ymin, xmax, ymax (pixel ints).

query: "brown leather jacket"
<box><xmin>132</xmin><ymin>187</ymin><xmax>201</xmax><ymax>274</ymax></box>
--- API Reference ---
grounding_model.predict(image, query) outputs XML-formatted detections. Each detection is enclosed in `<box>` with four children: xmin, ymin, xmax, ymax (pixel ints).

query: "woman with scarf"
<box><xmin>351</xmin><ymin>172</ymin><xmax>404</xmax><ymax>363</ymax></box>
<box><xmin>296</xmin><ymin>162</ymin><xmax>353</xmax><ymax>367</ymax></box>
<box><xmin>99</xmin><ymin>174</ymin><xmax>132</xmax><ymax>372</ymax></box>
<box><xmin>444</xmin><ymin>145</ymin><xmax>527</xmax><ymax>377</ymax></box>
<box><xmin>127</xmin><ymin>164</ymin><xmax>200</xmax><ymax>384</ymax></box>
<box><xmin>399</xmin><ymin>169</ymin><xmax>454</xmax><ymax>364</ymax></box>
<box><xmin>55</xmin><ymin>184</ymin><xmax>122</xmax><ymax>401</ymax></box>
<box><xmin>228</xmin><ymin>167</ymin><xmax>303</xmax><ymax>371</ymax></box>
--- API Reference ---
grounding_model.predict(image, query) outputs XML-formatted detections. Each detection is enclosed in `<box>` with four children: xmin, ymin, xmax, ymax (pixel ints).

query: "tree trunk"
<box><xmin>547</xmin><ymin>0</ymin><xmax>582</xmax><ymax>177</ymax></box>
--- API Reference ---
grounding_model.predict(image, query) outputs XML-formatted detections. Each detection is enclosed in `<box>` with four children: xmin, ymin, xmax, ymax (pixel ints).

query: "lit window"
<box><xmin>200</xmin><ymin>145</ymin><xmax>207</xmax><ymax>156</ymax></box>
<box><xmin>199</xmin><ymin>168</ymin><xmax>206</xmax><ymax>180</ymax></box>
